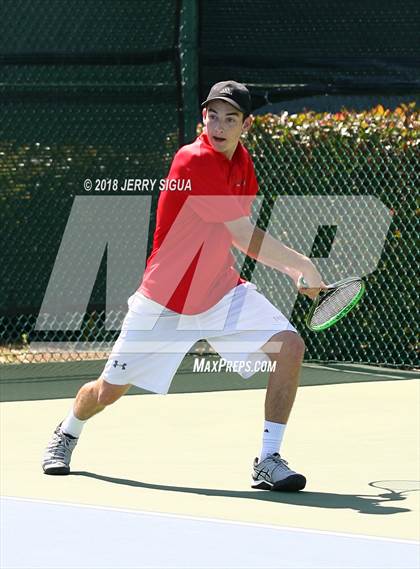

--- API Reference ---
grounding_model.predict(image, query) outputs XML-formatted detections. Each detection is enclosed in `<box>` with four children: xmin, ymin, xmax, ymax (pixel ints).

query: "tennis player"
<box><xmin>42</xmin><ymin>80</ymin><xmax>324</xmax><ymax>491</ymax></box>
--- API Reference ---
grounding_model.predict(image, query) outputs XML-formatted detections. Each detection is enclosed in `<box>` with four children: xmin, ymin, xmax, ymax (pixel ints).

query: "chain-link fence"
<box><xmin>198</xmin><ymin>0</ymin><xmax>420</xmax><ymax>108</ymax></box>
<box><xmin>2</xmin><ymin>104</ymin><xmax>418</xmax><ymax>368</ymax></box>
<box><xmin>1</xmin><ymin>1</ymin><xmax>419</xmax><ymax>369</ymax></box>
<box><xmin>0</xmin><ymin>0</ymin><xmax>182</xmax><ymax>365</ymax></box>
<box><xmin>243</xmin><ymin>107</ymin><xmax>418</xmax><ymax>368</ymax></box>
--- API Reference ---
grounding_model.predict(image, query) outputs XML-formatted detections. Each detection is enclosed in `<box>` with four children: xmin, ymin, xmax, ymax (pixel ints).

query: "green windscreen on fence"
<box><xmin>0</xmin><ymin>0</ymin><xmax>181</xmax><ymax>359</ymax></box>
<box><xmin>1</xmin><ymin>1</ymin><xmax>419</xmax><ymax>369</ymax></box>
<box><xmin>199</xmin><ymin>0</ymin><xmax>419</xmax><ymax>106</ymax></box>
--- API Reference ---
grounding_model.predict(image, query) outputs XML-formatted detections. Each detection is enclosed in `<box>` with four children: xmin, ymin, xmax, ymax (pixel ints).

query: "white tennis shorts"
<box><xmin>101</xmin><ymin>282</ymin><xmax>296</xmax><ymax>394</ymax></box>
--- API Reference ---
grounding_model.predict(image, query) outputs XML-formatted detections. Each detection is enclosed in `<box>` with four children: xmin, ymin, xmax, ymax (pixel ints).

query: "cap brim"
<box><xmin>201</xmin><ymin>96</ymin><xmax>245</xmax><ymax>114</ymax></box>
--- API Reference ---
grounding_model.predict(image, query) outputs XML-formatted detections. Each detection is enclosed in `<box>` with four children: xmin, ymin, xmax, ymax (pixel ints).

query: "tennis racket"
<box><xmin>298</xmin><ymin>276</ymin><xmax>365</xmax><ymax>331</ymax></box>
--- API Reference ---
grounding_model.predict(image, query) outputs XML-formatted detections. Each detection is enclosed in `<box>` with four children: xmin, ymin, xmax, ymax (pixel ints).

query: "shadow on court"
<box><xmin>71</xmin><ymin>471</ymin><xmax>411</xmax><ymax>515</ymax></box>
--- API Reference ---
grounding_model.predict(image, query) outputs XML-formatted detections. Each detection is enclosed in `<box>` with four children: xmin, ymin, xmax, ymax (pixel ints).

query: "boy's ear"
<box><xmin>202</xmin><ymin>107</ymin><xmax>208</xmax><ymax>122</ymax></box>
<box><xmin>242</xmin><ymin>115</ymin><xmax>253</xmax><ymax>132</ymax></box>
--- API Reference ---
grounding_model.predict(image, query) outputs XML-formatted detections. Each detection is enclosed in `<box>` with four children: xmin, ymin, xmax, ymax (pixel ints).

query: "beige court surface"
<box><xmin>1</xmin><ymin>379</ymin><xmax>419</xmax><ymax>541</ymax></box>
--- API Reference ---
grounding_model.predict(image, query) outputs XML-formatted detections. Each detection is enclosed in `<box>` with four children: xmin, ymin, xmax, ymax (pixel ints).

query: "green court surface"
<box><xmin>1</xmin><ymin>360</ymin><xmax>419</xmax><ymax>548</ymax></box>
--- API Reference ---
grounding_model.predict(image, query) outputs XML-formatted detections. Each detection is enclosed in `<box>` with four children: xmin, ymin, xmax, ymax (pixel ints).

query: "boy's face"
<box><xmin>203</xmin><ymin>99</ymin><xmax>252</xmax><ymax>159</ymax></box>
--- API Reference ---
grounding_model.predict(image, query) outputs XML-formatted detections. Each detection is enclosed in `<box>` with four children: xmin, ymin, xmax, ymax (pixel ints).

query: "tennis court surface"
<box><xmin>1</xmin><ymin>362</ymin><xmax>419</xmax><ymax>568</ymax></box>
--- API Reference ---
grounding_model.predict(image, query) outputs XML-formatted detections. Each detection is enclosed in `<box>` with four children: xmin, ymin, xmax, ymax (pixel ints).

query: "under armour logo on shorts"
<box><xmin>113</xmin><ymin>360</ymin><xmax>127</xmax><ymax>370</ymax></box>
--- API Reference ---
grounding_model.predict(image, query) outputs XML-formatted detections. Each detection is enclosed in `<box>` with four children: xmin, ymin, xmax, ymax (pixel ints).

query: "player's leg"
<box><xmin>202</xmin><ymin>283</ymin><xmax>307</xmax><ymax>490</ymax></box>
<box><xmin>261</xmin><ymin>330</ymin><xmax>305</xmax><ymax>425</ymax></box>
<box><xmin>42</xmin><ymin>290</ymin><xmax>199</xmax><ymax>476</ymax></box>
<box><xmin>252</xmin><ymin>330</ymin><xmax>306</xmax><ymax>491</ymax></box>
<box><xmin>42</xmin><ymin>378</ymin><xmax>130</xmax><ymax>475</ymax></box>
<box><xmin>73</xmin><ymin>377</ymin><xmax>131</xmax><ymax>420</ymax></box>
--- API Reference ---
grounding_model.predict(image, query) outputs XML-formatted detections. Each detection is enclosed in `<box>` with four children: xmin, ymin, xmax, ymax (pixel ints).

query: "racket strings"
<box><xmin>311</xmin><ymin>281</ymin><xmax>363</xmax><ymax>327</ymax></box>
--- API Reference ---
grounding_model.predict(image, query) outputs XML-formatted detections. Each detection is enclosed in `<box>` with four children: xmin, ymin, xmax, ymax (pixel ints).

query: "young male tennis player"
<box><xmin>42</xmin><ymin>81</ymin><xmax>324</xmax><ymax>491</ymax></box>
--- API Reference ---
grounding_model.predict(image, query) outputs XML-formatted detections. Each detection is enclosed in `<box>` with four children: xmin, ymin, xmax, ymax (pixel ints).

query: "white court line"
<box><xmin>1</xmin><ymin>496</ymin><xmax>419</xmax><ymax>569</ymax></box>
<box><xmin>323</xmin><ymin>369</ymin><xmax>407</xmax><ymax>380</ymax></box>
<box><xmin>303</xmin><ymin>364</ymin><xmax>410</xmax><ymax>380</ymax></box>
<box><xmin>2</xmin><ymin>495</ymin><xmax>418</xmax><ymax>545</ymax></box>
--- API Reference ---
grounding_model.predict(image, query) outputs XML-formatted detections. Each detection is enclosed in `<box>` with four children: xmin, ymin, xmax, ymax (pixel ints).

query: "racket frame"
<box><xmin>305</xmin><ymin>277</ymin><xmax>365</xmax><ymax>332</ymax></box>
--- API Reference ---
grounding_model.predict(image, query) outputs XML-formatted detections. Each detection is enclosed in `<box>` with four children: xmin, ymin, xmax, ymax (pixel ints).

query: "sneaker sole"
<box><xmin>252</xmin><ymin>474</ymin><xmax>306</xmax><ymax>492</ymax></box>
<box><xmin>43</xmin><ymin>466</ymin><xmax>70</xmax><ymax>476</ymax></box>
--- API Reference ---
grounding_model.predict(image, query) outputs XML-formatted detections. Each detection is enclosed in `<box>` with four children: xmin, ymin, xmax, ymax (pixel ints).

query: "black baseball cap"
<box><xmin>201</xmin><ymin>80</ymin><xmax>251</xmax><ymax>116</ymax></box>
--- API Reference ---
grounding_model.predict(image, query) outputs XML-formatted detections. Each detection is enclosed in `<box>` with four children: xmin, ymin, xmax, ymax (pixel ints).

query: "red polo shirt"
<box><xmin>138</xmin><ymin>132</ymin><xmax>259</xmax><ymax>314</ymax></box>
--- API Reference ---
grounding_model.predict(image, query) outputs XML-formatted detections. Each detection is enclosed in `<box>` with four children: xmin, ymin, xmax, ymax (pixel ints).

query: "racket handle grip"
<box><xmin>297</xmin><ymin>275</ymin><xmax>309</xmax><ymax>288</ymax></box>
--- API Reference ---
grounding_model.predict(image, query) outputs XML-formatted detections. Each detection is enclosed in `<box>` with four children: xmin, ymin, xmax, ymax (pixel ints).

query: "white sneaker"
<box><xmin>252</xmin><ymin>453</ymin><xmax>306</xmax><ymax>491</ymax></box>
<box><xmin>42</xmin><ymin>423</ymin><xmax>78</xmax><ymax>475</ymax></box>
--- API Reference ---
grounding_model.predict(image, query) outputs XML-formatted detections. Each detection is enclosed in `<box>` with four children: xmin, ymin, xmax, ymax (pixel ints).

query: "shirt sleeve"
<box><xmin>167</xmin><ymin>150</ymin><xmax>250</xmax><ymax>223</ymax></box>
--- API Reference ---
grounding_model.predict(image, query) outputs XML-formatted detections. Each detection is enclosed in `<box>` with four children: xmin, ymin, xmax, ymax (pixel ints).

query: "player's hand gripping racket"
<box><xmin>298</xmin><ymin>276</ymin><xmax>365</xmax><ymax>331</ymax></box>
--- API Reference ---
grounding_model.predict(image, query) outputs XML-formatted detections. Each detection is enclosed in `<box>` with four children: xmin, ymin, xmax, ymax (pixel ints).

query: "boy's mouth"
<box><xmin>213</xmin><ymin>136</ymin><xmax>226</xmax><ymax>143</ymax></box>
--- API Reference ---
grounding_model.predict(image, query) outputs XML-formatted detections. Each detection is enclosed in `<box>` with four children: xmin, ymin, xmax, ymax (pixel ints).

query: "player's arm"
<box><xmin>225</xmin><ymin>216</ymin><xmax>324</xmax><ymax>296</ymax></box>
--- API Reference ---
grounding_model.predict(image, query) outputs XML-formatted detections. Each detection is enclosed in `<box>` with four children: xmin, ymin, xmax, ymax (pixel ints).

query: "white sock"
<box><xmin>259</xmin><ymin>420</ymin><xmax>286</xmax><ymax>462</ymax></box>
<box><xmin>61</xmin><ymin>409</ymin><xmax>86</xmax><ymax>438</ymax></box>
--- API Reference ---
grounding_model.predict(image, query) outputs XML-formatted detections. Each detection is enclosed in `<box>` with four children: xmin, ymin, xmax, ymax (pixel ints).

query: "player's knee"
<box><xmin>97</xmin><ymin>380</ymin><xmax>128</xmax><ymax>407</ymax></box>
<box><xmin>288</xmin><ymin>333</ymin><xmax>306</xmax><ymax>360</ymax></box>
<box><xmin>267</xmin><ymin>331</ymin><xmax>305</xmax><ymax>361</ymax></box>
